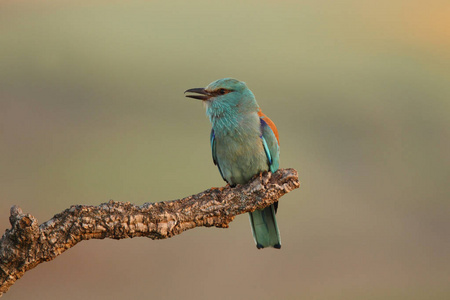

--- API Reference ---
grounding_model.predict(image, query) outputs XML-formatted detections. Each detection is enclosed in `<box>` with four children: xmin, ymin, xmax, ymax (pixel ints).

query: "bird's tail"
<box><xmin>249</xmin><ymin>204</ymin><xmax>281</xmax><ymax>249</ymax></box>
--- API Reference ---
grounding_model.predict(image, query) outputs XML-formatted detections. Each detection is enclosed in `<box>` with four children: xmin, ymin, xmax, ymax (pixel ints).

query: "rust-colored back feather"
<box><xmin>258</xmin><ymin>108</ymin><xmax>280</xmax><ymax>145</ymax></box>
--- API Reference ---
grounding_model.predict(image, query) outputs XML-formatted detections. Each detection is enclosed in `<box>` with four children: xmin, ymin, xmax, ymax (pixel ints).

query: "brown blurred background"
<box><xmin>1</xmin><ymin>1</ymin><xmax>449</xmax><ymax>299</ymax></box>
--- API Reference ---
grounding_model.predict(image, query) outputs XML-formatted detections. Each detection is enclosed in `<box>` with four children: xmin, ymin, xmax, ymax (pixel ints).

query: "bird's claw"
<box><xmin>210</xmin><ymin>184</ymin><xmax>230</xmax><ymax>192</ymax></box>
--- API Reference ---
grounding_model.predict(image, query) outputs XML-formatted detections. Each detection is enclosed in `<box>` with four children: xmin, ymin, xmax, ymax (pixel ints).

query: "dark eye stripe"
<box><xmin>214</xmin><ymin>89</ymin><xmax>232</xmax><ymax>96</ymax></box>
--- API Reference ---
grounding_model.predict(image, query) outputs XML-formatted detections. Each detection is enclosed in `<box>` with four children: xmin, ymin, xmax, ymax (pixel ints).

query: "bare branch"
<box><xmin>0</xmin><ymin>168</ymin><xmax>299</xmax><ymax>296</ymax></box>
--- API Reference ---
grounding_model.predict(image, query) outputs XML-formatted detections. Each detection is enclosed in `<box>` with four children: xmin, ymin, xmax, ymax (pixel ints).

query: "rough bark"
<box><xmin>0</xmin><ymin>168</ymin><xmax>299</xmax><ymax>296</ymax></box>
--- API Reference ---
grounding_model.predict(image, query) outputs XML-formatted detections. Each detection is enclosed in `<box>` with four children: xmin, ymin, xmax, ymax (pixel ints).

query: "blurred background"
<box><xmin>1</xmin><ymin>0</ymin><xmax>449</xmax><ymax>299</ymax></box>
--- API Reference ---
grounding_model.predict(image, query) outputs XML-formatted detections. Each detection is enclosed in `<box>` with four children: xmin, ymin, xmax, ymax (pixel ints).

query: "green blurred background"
<box><xmin>1</xmin><ymin>0</ymin><xmax>449</xmax><ymax>299</ymax></box>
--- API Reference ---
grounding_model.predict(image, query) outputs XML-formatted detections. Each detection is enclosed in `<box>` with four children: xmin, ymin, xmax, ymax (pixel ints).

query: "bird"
<box><xmin>185</xmin><ymin>78</ymin><xmax>281</xmax><ymax>249</ymax></box>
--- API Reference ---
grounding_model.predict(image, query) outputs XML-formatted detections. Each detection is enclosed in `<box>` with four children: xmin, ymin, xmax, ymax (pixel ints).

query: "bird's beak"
<box><xmin>184</xmin><ymin>88</ymin><xmax>211</xmax><ymax>101</ymax></box>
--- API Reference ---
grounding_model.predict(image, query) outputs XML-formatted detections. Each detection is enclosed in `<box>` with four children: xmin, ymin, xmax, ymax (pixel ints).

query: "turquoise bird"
<box><xmin>185</xmin><ymin>78</ymin><xmax>281</xmax><ymax>249</ymax></box>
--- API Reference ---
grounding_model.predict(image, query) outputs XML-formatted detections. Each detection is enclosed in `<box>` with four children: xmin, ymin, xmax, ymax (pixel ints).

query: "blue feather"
<box><xmin>210</xmin><ymin>129</ymin><xmax>225</xmax><ymax>182</ymax></box>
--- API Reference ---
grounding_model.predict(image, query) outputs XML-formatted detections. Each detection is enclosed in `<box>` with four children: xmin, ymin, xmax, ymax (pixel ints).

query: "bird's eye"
<box><xmin>218</xmin><ymin>88</ymin><xmax>227</xmax><ymax>95</ymax></box>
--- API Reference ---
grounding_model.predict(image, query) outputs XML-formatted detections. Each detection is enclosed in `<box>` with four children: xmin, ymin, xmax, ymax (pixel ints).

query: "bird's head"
<box><xmin>185</xmin><ymin>78</ymin><xmax>258</xmax><ymax>116</ymax></box>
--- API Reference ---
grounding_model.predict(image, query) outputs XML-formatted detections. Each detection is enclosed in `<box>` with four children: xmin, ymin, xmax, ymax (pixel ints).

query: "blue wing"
<box><xmin>249</xmin><ymin>116</ymin><xmax>282</xmax><ymax>248</ymax></box>
<box><xmin>260</xmin><ymin>119</ymin><xmax>280</xmax><ymax>173</ymax></box>
<box><xmin>210</xmin><ymin>129</ymin><xmax>226</xmax><ymax>182</ymax></box>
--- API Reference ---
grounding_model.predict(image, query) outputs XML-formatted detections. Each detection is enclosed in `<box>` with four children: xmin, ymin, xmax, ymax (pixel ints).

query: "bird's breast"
<box><xmin>214</xmin><ymin>132</ymin><xmax>268</xmax><ymax>185</ymax></box>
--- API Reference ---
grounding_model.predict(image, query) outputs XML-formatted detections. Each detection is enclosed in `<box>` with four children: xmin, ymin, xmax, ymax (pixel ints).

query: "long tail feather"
<box><xmin>249</xmin><ymin>204</ymin><xmax>281</xmax><ymax>249</ymax></box>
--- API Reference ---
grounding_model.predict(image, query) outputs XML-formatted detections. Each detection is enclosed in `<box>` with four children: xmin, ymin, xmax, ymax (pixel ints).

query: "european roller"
<box><xmin>185</xmin><ymin>78</ymin><xmax>281</xmax><ymax>249</ymax></box>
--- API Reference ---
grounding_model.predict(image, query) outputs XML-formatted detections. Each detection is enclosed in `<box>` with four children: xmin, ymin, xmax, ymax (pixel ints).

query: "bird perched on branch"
<box><xmin>185</xmin><ymin>78</ymin><xmax>281</xmax><ymax>249</ymax></box>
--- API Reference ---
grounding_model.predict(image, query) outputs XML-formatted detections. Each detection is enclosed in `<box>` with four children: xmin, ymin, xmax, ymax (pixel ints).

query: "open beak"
<box><xmin>184</xmin><ymin>88</ymin><xmax>211</xmax><ymax>100</ymax></box>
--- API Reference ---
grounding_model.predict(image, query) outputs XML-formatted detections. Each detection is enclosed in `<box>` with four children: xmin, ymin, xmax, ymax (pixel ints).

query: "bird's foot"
<box><xmin>210</xmin><ymin>184</ymin><xmax>230</xmax><ymax>192</ymax></box>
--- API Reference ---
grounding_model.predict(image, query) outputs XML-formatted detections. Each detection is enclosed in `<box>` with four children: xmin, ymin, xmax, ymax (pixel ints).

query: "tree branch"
<box><xmin>0</xmin><ymin>168</ymin><xmax>299</xmax><ymax>296</ymax></box>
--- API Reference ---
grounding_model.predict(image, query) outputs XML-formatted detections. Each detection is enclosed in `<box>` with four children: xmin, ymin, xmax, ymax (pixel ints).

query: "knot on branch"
<box><xmin>8</xmin><ymin>205</ymin><xmax>40</xmax><ymax>245</ymax></box>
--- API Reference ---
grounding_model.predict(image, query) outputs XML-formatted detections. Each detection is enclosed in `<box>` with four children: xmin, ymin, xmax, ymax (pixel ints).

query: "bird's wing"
<box><xmin>258</xmin><ymin>109</ymin><xmax>279</xmax><ymax>144</ymax></box>
<box><xmin>210</xmin><ymin>129</ymin><xmax>226</xmax><ymax>181</ymax></box>
<box><xmin>259</xmin><ymin>111</ymin><xmax>280</xmax><ymax>173</ymax></box>
<box><xmin>259</xmin><ymin>111</ymin><xmax>281</xmax><ymax>213</ymax></box>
